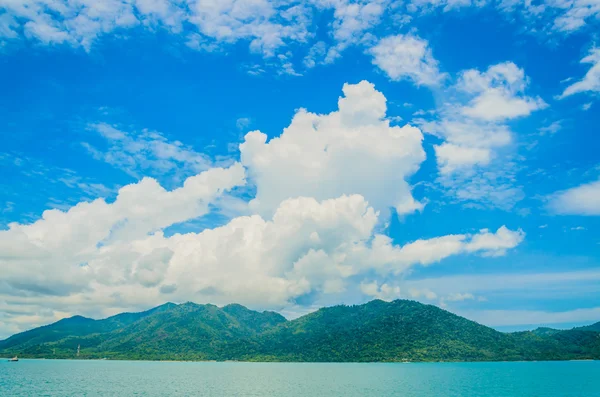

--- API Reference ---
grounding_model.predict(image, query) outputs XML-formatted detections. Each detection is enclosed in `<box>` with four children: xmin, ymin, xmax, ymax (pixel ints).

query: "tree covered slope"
<box><xmin>575</xmin><ymin>321</ymin><xmax>600</xmax><ymax>332</ymax></box>
<box><xmin>1</xmin><ymin>300</ymin><xmax>598</xmax><ymax>362</ymax></box>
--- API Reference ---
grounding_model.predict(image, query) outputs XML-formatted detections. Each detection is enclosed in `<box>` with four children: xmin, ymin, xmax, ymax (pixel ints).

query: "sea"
<box><xmin>0</xmin><ymin>359</ymin><xmax>598</xmax><ymax>396</ymax></box>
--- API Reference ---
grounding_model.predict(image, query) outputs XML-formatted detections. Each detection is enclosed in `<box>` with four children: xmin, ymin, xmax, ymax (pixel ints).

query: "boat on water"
<box><xmin>8</xmin><ymin>356</ymin><xmax>18</xmax><ymax>362</ymax></box>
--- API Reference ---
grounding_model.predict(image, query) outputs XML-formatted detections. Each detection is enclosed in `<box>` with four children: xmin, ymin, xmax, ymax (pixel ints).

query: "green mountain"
<box><xmin>574</xmin><ymin>321</ymin><xmax>600</xmax><ymax>332</ymax></box>
<box><xmin>0</xmin><ymin>303</ymin><xmax>177</xmax><ymax>352</ymax></box>
<box><xmin>1</xmin><ymin>300</ymin><xmax>599</xmax><ymax>362</ymax></box>
<box><xmin>530</xmin><ymin>327</ymin><xmax>562</xmax><ymax>337</ymax></box>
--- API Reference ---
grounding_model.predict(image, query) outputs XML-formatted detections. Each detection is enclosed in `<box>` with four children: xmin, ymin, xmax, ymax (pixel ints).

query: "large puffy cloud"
<box><xmin>560</xmin><ymin>47</ymin><xmax>600</xmax><ymax>98</ymax></box>
<box><xmin>126</xmin><ymin>195</ymin><xmax>382</xmax><ymax>306</ymax></box>
<box><xmin>547</xmin><ymin>179</ymin><xmax>600</xmax><ymax>215</ymax></box>
<box><xmin>0</xmin><ymin>189</ymin><xmax>524</xmax><ymax>337</ymax></box>
<box><xmin>0</xmin><ymin>163</ymin><xmax>246</xmax><ymax>295</ymax></box>
<box><xmin>240</xmin><ymin>80</ymin><xmax>427</xmax><ymax>218</ymax></box>
<box><xmin>368</xmin><ymin>34</ymin><xmax>446</xmax><ymax>87</ymax></box>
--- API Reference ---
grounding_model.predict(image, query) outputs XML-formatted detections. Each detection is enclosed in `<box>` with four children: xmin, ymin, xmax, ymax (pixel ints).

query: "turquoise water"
<box><xmin>0</xmin><ymin>359</ymin><xmax>598</xmax><ymax>396</ymax></box>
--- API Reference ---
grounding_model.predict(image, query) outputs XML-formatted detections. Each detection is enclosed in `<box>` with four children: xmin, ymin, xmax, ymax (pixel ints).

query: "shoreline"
<box><xmin>2</xmin><ymin>357</ymin><xmax>597</xmax><ymax>364</ymax></box>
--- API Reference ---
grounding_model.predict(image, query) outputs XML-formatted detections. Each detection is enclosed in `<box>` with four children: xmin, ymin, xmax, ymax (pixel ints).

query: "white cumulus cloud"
<box><xmin>456</xmin><ymin>62</ymin><xmax>547</xmax><ymax>121</ymax></box>
<box><xmin>0</xmin><ymin>163</ymin><xmax>246</xmax><ymax>296</ymax></box>
<box><xmin>240</xmin><ymin>80</ymin><xmax>427</xmax><ymax>218</ymax></box>
<box><xmin>0</xmin><ymin>184</ymin><xmax>524</xmax><ymax>337</ymax></box>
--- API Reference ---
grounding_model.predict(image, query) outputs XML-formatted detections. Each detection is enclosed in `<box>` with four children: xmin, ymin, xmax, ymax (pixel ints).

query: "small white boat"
<box><xmin>8</xmin><ymin>356</ymin><xmax>18</xmax><ymax>362</ymax></box>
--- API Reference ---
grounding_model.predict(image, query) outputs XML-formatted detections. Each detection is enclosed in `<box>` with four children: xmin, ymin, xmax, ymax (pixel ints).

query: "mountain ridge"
<box><xmin>1</xmin><ymin>300</ymin><xmax>599</xmax><ymax>362</ymax></box>
<box><xmin>574</xmin><ymin>321</ymin><xmax>600</xmax><ymax>332</ymax></box>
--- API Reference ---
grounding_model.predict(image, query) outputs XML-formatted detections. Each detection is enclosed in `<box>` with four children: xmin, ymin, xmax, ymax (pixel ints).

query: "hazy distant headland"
<box><xmin>1</xmin><ymin>300</ymin><xmax>599</xmax><ymax>362</ymax></box>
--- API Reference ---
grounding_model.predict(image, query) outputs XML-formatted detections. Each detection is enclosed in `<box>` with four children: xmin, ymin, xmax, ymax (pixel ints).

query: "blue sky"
<box><xmin>0</xmin><ymin>0</ymin><xmax>599</xmax><ymax>338</ymax></box>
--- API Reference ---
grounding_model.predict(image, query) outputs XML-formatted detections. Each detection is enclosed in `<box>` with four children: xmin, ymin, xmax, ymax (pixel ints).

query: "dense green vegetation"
<box><xmin>1</xmin><ymin>300</ymin><xmax>598</xmax><ymax>362</ymax></box>
<box><xmin>575</xmin><ymin>321</ymin><xmax>600</xmax><ymax>332</ymax></box>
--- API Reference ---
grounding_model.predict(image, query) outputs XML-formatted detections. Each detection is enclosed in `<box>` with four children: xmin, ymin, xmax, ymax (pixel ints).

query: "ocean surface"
<box><xmin>0</xmin><ymin>359</ymin><xmax>598</xmax><ymax>396</ymax></box>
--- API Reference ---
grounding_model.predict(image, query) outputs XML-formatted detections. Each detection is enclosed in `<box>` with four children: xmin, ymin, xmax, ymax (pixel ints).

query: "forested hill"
<box><xmin>575</xmin><ymin>321</ymin><xmax>600</xmax><ymax>332</ymax></box>
<box><xmin>1</xmin><ymin>300</ymin><xmax>599</xmax><ymax>362</ymax></box>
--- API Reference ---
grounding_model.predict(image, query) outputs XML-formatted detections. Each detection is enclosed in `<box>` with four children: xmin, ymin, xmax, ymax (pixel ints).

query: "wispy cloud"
<box><xmin>570</xmin><ymin>226</ymin><xmax>586</xmax><ymax>231</ymax></box>
<box><xmin>459</xmin><ymin>306</ymin><xmax>600</xmax><ymax>328</ymax></box>
<box><xmin>82</xmin><ymin>122</ymin><xmax>216</xmax><ymax>184</ymax></box>
<box><xmin>0</xmin><ymin>152</ymin><xmax>117</xmax><ymax>212</ymax></box>
<box><xmin>547</xmin><ymin>179</ymin><xmax>600</xmax><ymax>216</ymax></box>
<box><xmin>415</xmin><ymin>62</ymin><xmax>544</xmax><ymax>210</ymax></box>
<box><xmin>1</xmin><ymin>0</ymin><xmax>597</xmax><ymax>75</ymax></box>
<box><xmin>538</xmin><ymin>121</ymin><xmax>562</xmax><ymax>136</ymax></box>
<box><xmin>368</xmin><ymin>34</ymin><xmax>446</xmax><ymax>87</ymax></box>
<box><xmin>559</xmin><ymin>48</ymin><xmax>600</xmax><ymax>98</ymax></box>
<box><xmin>236</xmin><ymin>117</ymin><xmax>252</xmax><ymax>131</ymax></box>
<box><xmin>405</xmin><ymin>269</ymin><xmax>600</xmax><ymax>302</ymax></box>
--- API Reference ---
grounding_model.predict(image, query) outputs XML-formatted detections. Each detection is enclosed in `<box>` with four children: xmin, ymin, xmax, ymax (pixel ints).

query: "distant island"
<box><xmin>1</xmin><ymin>300</ymin><xmax>599</xmax><ymax>362</ymax></box>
